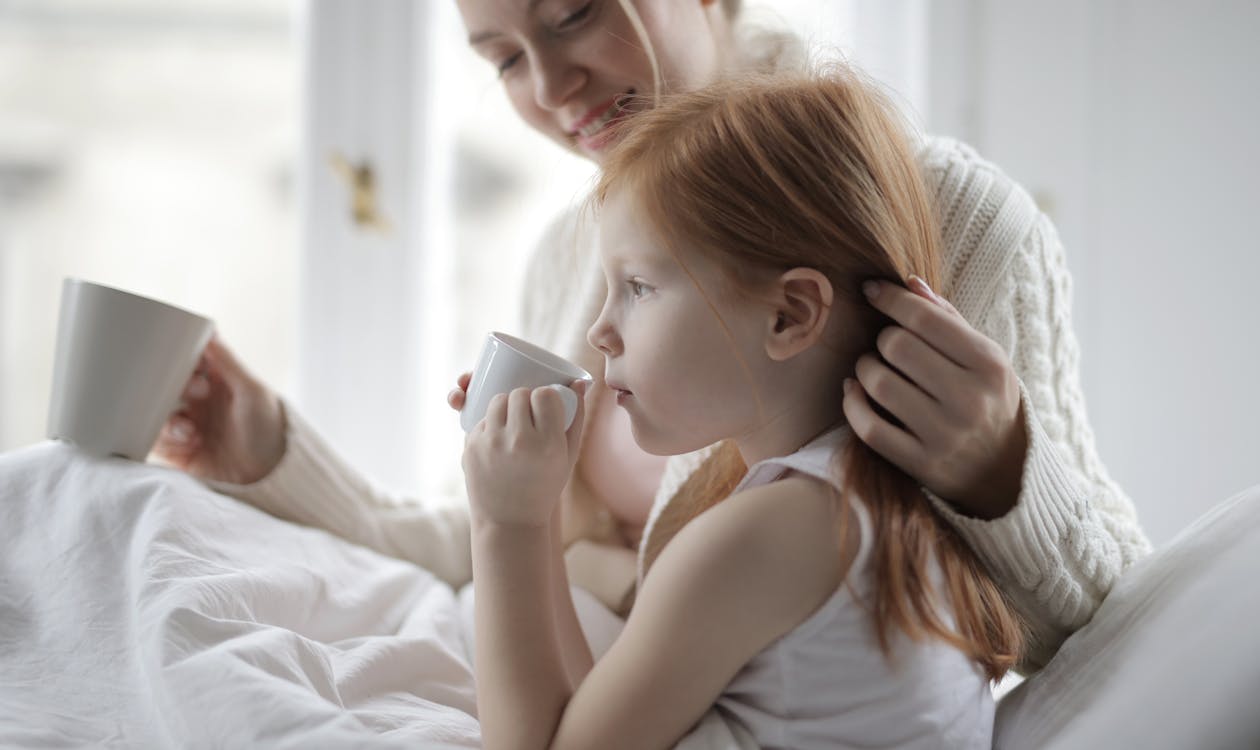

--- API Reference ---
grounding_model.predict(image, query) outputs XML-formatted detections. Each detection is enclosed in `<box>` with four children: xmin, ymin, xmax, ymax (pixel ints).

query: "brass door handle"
<box><xmin>328</xmin><ymin>151</ymin><xmax>392</xmax><ymax>234</ymax></box>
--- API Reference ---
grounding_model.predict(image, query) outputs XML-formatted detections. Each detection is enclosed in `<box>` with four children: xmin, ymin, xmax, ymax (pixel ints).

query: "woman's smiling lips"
<box><xmin>569</xmin><ymin>90</ymin><xmax>636</xmax><ymax>150</ymax></box>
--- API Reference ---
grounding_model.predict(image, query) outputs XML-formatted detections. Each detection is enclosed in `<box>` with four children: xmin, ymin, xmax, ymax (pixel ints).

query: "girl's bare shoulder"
<box><xmin>661</xmin><ymin>474</ymin><xmax>858</xmax><ymax>631</ymax></box>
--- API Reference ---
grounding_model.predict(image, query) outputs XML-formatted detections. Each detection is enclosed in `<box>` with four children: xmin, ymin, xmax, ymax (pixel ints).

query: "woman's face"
<box><xmin>456</xmin><ymin>0</ymin><xmax>727</xmax><ymax>163</ymax></box>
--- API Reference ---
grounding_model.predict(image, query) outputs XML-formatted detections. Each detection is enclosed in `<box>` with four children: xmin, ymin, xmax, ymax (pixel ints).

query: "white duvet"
<box><xmin>12</xmin><ymin>439</ymin><xmax>1254</xmax><ymax>749</ymax></box>
<box><xmin>0</xmin><ymin>442</ymin><xmax>760</xmax><ymax>749</ymax></box>
<box><xmin>1</xmin><ymin>442</ymin><xmax>482</xmax><ymax>748</ymax></box>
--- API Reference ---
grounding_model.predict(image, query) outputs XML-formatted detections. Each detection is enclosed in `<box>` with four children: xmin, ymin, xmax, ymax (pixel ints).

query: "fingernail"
<box><xmin>187</xmin><ymin>378</ymin><xmax>210</xmax><ymax>399</ymax></box>
<box><xmin>908</xmin><ymin>275</ymin><xmax>940</xmax><ymax>301</ymax></box>
<box><xmin>171</xmin><ymin>423</ymin><xmax>191</xmax><ymax>442</ymax></box>
<box><xmin>862</xmin><ymin>281</ymin><xmax>880</xmax><ymax>299</ymax></box>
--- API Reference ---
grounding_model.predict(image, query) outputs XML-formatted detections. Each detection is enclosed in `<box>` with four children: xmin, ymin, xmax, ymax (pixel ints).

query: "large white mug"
<box><xmin>460</xmin><ymin>332</ymin><xmax>592</xmax><ymax>433</ymax></box>
<box><xmin>46</xmin><ymin>278</ymin><xmax>215</xmax><ymax>460</ymax></box>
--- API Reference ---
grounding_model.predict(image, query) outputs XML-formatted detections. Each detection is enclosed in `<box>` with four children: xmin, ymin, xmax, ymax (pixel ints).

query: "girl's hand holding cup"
<box><xmin>458</xmin><ymin>332</ymin><xmax>592</xmax><ymax>528</ymax></box>
<box><xmin>462</xmin><ymin>382</ymin><xmax>588</xmax><ymax>528</ymax></box>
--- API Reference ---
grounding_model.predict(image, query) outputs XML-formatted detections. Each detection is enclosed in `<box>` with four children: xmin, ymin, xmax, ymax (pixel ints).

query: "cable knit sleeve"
<box><xmin>203</xmin><ymin>208</ymin><xmax>593</xmax><ymax>593</ymax></box>
<box><xmin>206</xmin><ymin>405</ymin><xmax>473</xmax><ymax>590</ymax></box>
<box><xmin>918</xmin><ymin>137</ymin><xmax>1151</xmax><ymax>671</ymax></box>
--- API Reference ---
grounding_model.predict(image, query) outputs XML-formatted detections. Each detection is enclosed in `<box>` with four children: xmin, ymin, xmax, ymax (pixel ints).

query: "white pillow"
<box><xmin>995</xmin><ymin>485</ymin><xmax>1260</xmax><ymax>749</ymax></box>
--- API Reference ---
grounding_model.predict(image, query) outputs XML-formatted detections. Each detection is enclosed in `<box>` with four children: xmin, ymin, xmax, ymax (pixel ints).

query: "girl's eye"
<box><xmin>497</xmin><ymin>51</ymin><xmax>524</xmax><ymax>76</ymax></box>
<box><xmin>557</xmin><ymin>1</ymin><xmax>593</xmax><ymax>29</ymax></box>
<box><xmin>627</xmin><ymin>279</ymin><xmax>649</xmax><ymax>298</ymax></box>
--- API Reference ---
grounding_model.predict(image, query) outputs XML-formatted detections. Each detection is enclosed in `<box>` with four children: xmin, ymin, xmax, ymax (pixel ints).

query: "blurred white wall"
<box><xmin>0</xmin><ymin>0</ymin><xmax>298</xmax><ymax>455</ymax></box>
<box><xmin>4</xmin><ymin>1</ymin><xmax>1254</xmax><ymax>547</ymax></box>
<box><xmin>926</xmin><ymin>0</ymin><xmax>1260</xmax><ymax>545</ymax></box>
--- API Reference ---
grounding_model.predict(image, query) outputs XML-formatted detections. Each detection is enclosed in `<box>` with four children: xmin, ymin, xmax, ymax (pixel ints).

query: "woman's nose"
<box><xmin>533</xmin><ymin>50</ymin><xmax>586</xmax><ymax>111</ymax></box>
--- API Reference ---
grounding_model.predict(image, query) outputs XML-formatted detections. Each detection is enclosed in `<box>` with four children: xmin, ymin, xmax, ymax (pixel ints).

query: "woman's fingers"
<box><xmin>182</xmin><ymin>370</ymin><xmax>211</xmax><ymax>401</ymax></box>
<box><xmin>152</xmin><ymin>413</ymin><xmax>200</xmax><ymax>464</ymax></box>
<box><xmin>841</xmin><ymin>377</ymin><xmax>922</xmax><ymax>473</ymax></box>
<box><xmin>853</xmin><ymin>353</ymin><xmax>942</xmax><ymax>441</ymax></box>
<box><xmin>201</xmin><ymin>333</ymin><xmax>247</xmax><ymax>379</ymax></box>
<box><xmin>872</xmin><ymin>325</ymin><xmax>965</xmax><ymax>404</ymax></box>
<box><xmin>863</xmin><ymin>279</ymin><xmax>990</xmax><ymax>370</ymax></box>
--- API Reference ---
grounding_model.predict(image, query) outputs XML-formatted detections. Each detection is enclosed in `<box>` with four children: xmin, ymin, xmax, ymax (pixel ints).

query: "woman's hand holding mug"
<box><xmin>152</xmin><ymin>335</ymin><xmax>288</xmax><ymax>486</ymax></box>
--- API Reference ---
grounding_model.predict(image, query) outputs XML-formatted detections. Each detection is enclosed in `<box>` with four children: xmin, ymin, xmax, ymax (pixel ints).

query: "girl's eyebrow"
<box><xmin>467</xmin><ymin>0</ymin><xmax>545</xmax><ymax>45</ymax></box>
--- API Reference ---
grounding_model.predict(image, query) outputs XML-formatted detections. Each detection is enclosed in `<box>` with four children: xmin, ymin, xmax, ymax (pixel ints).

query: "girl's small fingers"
<box><xmin>448</xmin><ymin>388</ymin><xmax>466</xmax><ymax>411</ymax></box>
<box><xmin>484</xmin><ymin>392</ymin><xmax>509</xmax><ymax>428</ymax></box>
<box><xmin>530</xmin><ymin>387</ymin><xmax>563</xmax><ymax>434</ymax></box>
<box><xmin>842</xmin><ymin>378</ymin><xmax>923</xmax><ymax>474</ymax></box>
<box><xmin>563</xmin><ymin>380</ymin><xmax>588</xmax><ymax>455</ymax></box>
<box><xmin>508</xmin><ymin>387</ymin><xmax>534</xmax><ymax>428</ymax></box>
<box><xmin>457</xmin><ymin>371</ymin><xmax>472</xmax><ymax>390</ymax></box>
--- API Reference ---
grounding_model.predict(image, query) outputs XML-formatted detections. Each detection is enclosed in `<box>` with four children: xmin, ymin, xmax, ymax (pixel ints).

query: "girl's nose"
<box><xmin>587</xmin><ymin>313</ymin><xmax>620</xmax><ymax>356</ymax></box>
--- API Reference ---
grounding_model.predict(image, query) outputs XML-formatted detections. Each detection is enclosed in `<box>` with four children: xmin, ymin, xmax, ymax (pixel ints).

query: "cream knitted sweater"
<box><xmin>211</xmin><ymin>136</ymin><xmax>1150</xmax><ymax>672</ymax></box>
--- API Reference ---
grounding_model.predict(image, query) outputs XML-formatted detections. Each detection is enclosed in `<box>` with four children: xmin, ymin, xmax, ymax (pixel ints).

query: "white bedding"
<box><xmin>17</xmin><ymin>439</ymin><xmax>1250</xmax><ymax>749</ymax></box>
<box><xmin>0</xmin><ymin>442</ymin><xmax>759</xmax><ymax>749</ymax></box>
<box><xmin>1</xmin><ymin>442</ymin><xmax>481</xmax><ymax>748</ymax></box>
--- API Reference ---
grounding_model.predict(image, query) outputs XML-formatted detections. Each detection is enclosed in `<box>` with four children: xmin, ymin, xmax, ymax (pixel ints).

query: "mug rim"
<box><xmin>65</xmin><ymin>277</ymin><xmax>211</xmax><ymax>325</ymax></box>
<box><xmin>490</xmin><ymin>331</ymin><xmax>592</xmax><ymax>382</ymax></box>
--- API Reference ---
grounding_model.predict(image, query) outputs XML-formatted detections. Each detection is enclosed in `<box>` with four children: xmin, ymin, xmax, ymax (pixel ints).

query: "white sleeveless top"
<box><xmin>713</xmin><ymin>428</ymin><xmax>994</xmax><ymax>749</ymax></box>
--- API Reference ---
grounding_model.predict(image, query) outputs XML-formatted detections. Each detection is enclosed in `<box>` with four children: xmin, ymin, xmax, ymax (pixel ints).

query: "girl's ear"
<box><xmin>765</xmin><ymin>268</ymin><xmax>834</xmax><ymax>362</ymax></box>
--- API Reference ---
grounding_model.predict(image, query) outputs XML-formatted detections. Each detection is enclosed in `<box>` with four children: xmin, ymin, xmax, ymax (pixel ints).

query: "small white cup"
<box><xmin>460</xmin><ymin>332</ymin><xmax>592</xmax><ymax>433</ymax></box>
<box><xmin>46</xmin><ymin>278</ymin><xmax>215</xmax><ymax>460</ymax></box>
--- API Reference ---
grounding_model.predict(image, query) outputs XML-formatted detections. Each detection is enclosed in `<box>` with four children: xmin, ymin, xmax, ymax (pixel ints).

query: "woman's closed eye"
<box><xmin>497</xmin><ymin>51</ymin><xmax>524</xmax><ymax>76</ymax></box>
<box><xmin>553</xmin><ymin>1</ymin><xmax>594</xmax><ymax>31</ymax></box>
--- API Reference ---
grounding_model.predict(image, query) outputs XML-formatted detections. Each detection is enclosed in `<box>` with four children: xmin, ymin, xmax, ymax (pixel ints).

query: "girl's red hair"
<box><xmin>597</xmin><ymin>67</ymin><xmax>1023</xmax><ymax>680</ymax></box>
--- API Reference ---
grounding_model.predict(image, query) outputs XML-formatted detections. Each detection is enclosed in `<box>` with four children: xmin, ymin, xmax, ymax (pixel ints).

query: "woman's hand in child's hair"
<box><xmin>462</xmin><ymin>381</ymin><xmax>588</xmax><ymax>528</ymax></box>
<box><xmin>446</xmin><ymin>372</ymin><xmax>472</xmax><ymax>412</ymax></box>
<box><xmin>151</xmin><ymin>334</ymin><xmax>288</xmax><ymax>486</ymax></box>
<box><xmin>844</xmin><ymin>276</ymin><xmax>1028</xmax><ymax>520</ymax></box>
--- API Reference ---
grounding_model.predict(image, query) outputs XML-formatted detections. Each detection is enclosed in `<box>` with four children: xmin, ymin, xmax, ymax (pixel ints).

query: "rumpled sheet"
<box><xmin>0</xmin><ymin>442</ymin><xmax>760</xmax><ymax>749</ymax></box>
<box><xmin>1</xmin><ymin>442</ymin><xmax>479</xmax><ymax>748</ymax></box>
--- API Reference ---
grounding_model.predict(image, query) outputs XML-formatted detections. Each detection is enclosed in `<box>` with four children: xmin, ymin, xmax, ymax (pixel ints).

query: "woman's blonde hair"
<box><xmin>595</xmin><ymin>67</ymin><xmax>1024</xmax><ymax>681</ymax></box>
<box><xmin>612</xmin><ymin>0</ymin><xmax>807</xmax><ymax>105</ymax></box>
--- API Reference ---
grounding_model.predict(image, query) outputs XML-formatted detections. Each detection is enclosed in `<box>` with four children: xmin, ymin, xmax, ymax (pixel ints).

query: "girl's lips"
<box><xmin>605</xmin><ymin>381</ymin><xmax>633</xmax><ymax>404</ymax></box>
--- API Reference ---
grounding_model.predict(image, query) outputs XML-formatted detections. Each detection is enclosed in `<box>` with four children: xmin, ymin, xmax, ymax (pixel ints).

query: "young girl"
<box><xmin>461</xmin><ymin>67</ymin><xmax>1023</xmax><ymax>749</ymax></box>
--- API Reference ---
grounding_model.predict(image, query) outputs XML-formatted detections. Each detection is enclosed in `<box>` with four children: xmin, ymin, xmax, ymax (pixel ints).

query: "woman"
<box><xmin>154</xmin><ymin>0</ymin><xmax>1148</xmax><ymax>673</ymax></box>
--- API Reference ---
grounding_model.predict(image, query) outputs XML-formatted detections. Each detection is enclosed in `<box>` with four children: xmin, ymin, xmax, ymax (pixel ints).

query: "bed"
<box><xmin>2</xmin><ymin>441</ymin><xmax>1256</xmax><ymax>748</ymax></box>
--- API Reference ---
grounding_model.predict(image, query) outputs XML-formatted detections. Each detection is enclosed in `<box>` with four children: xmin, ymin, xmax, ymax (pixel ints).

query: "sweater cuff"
<box><xmin>206</xmin><ymin>401</ymin><xmax>377</xmax><ymax>542</ymax></box>
<box><xmin>924</xmin><ymin>381</ymin><xmax>1089</xmax><ymax>590</ymax></box>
